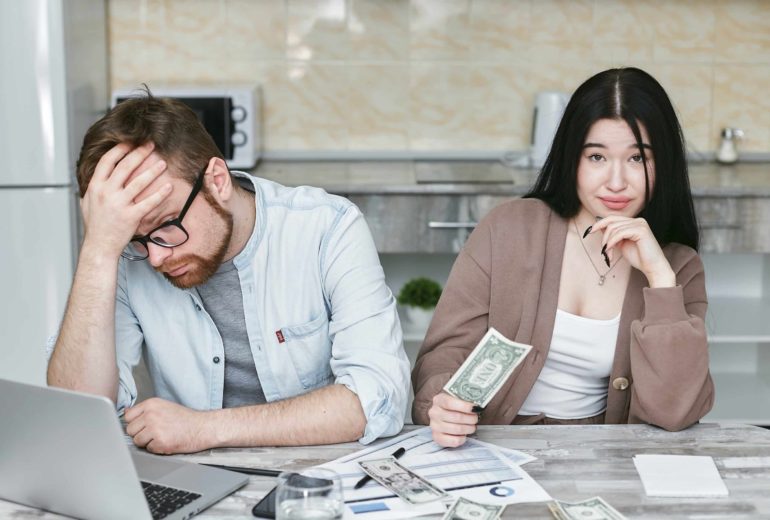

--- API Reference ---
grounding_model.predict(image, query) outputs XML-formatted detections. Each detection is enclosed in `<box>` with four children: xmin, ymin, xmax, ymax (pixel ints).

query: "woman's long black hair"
<box><xmin>525</xmin><ymin>67</ymin><xmax>699</xmax><ymax>251</ymax></box>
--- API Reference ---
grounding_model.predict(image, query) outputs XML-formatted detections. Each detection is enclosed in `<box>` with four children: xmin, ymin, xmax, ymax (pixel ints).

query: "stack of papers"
<box><xmin>319</xmin><ymin>427</ymin><xmax>549</xmax><ymax>519</ymax></box>
<box><xmin>633</xmin><ymin>454</ymin><xmax>729</xmax><ymax>498</ymax></box>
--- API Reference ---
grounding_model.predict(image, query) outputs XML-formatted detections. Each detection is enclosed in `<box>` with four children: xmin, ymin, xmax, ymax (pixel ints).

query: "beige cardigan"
<box><xmin>411</xmin><ymin>199</ymin><xmax>714</xmax><ymax>430</ymax></box>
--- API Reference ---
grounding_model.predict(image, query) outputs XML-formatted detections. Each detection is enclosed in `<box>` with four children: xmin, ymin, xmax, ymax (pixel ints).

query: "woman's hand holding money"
<box><xmin>427</xmin><ymin>392</ymin><xmax>479</xmax><ymax>447</ymax></box>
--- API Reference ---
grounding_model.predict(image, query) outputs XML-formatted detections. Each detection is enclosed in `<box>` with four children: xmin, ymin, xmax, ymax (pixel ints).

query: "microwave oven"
<box><xmin>111</xmin><ymin>85</ymin><xmax>262</xmax><ymax>170</ymax></box>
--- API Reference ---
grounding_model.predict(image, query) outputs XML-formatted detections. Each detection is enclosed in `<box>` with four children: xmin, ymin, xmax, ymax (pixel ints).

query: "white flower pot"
<box><xmin>404</xmin><ymin>306</ymin><xmax>434</xmax><ymax>331</ymax></box>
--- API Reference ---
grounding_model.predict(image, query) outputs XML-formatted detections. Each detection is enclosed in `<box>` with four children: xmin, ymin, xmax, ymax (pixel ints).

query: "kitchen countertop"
<box><xmin>249</xmin><ymin>161</ymin><xmax>770</xmax><ymax>197</ymax></box>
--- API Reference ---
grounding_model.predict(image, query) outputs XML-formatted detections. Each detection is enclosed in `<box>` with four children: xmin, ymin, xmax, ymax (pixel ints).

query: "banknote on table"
<box><xmin>548</xmin><ymin>496</ymin><xmax>627</xmax><ymax>520</ymax></box>
<box><xmin>442</xmin><ymin>497</ymin><xmax>505</xmax><ymax>520</ymax></box>
<box><xmin>358</xmin><ymin>456</ymin><xmax>447</xmax><ymax>505</ymax></box>
<box><xmin>443</xmin><ymin>327</ymin><xmax>533</xmax><ymax>407</ymax></box>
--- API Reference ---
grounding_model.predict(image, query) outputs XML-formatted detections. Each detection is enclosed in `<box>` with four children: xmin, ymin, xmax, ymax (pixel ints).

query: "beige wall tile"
<box><xmin>225</xmin><ymin>0</ymin><xmax>287</xmax><ymax>61</ymax></box>
<box><xmin>530</xmin><ymin>0</ymin><xmax>593</xmax><ymax>62</ymax></box>
<box><xmin>107</xmin><ymin>0</ymin><xmax>770</xmax><ymax>154</ymax></box>
<box><xmin>712</xmin><ymin>65</ymin><xmax>770</xmax><ymax>152</ymax></box>
<box><xmin>158</xmin><ymin>0</ymin><xmax>229</xmax><ymax>81</ymax></box>
<box><xmin>592</xmin><ymin>0</ymin><xmax>656</xmax><ymax>62</ymax></box>
<box><xmin>287</xmin><ymin>0</ymin><xmax>349</xmax><ymax>61</ymax></box>
<box><xmin>347</xmin><ymin>65</ymin><xmax>410</xmax><ymax>149</ymax></box>
<box><xmin>527</xmin><ymin>61</ymin><xmax>598</xmax><ymax>95</ymax></box>
<box><xmin>266</xmin><ymin>63</ymin><xmax>349</xmax><ymax>149</ymax></box>
<box><xmin>464</xmin><ymin>64</ymin><xmax>531</xmax><ymax>149</ymax></box>
<box><xmin>410</xmin><ymin>0</ymin><xmax>472</xmax><ymax>61</ymax></box>
<box><xmin>653</xmin><ymin>0</ymin><xmax>715</xmax><ymax>63</ymax></box>
<box><xmin>468</xmin><ymin>0</ymin><xmax>530</xmax><ymax>61</ymax></box>
<box><xmin>247</xmin><ymin>64</ymin><xmax>293</xmax><ymax>151</ymax></box>
<box><xmin>409</xmin><ymin>64</ymin><xmax>475</xmax><ymax>149</ymax></box>
<box><xmin>349</xmin><ymin>0</ymin><xmax>410</xmax><ymax>61</ymax></box>
<box><xmin>714</xmin><ymin>0</ymin><xmax>770</xmax><ymax>63</ymax></box>
<box><xmin>109</xmin><ymin>0</ymin><xmax>169</xmax><ymax>88</ymax></box>
<box><xmin>646</xmin><ymin>64</ymin><xmax>714</xmax><ymax>153</ymax></box>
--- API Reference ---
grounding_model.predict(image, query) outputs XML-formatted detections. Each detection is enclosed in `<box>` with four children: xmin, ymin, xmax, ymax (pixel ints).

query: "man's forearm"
<box><xmin>47</xmin><ymin>245</ymin><xmax>120</xmax><ymax>401</ymax></box>
<box><xmin>207</xmin><ymin>384</ymin><xmax>367</xmax><ymax>447</ymax></box>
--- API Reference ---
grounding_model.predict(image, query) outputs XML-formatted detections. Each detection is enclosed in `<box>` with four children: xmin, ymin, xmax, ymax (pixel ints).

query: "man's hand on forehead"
<box><xmin>79</xmin><ymin>142</ymin><xmax>173</xmax><ymax>259</ymax></box>
<box><xmin>125</xmin><ymin>144</ymin><xmax>169</xmax><ymax>186</ymax></box>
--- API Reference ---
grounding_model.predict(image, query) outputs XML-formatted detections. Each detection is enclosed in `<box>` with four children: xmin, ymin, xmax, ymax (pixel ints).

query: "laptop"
<box><xmin>0</xmin><ymin>379</ymin><xmax>248</xmax><ymax>519</ymax></box>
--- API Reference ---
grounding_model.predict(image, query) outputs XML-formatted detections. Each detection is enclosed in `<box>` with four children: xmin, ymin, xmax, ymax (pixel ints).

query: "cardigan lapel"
<box><xmin>604</xmin><ymin>267</ymin><xmax>647</xmax><ymax>423</ymax></box>
<box><xmin>485</xmin><ymin>209</ymin><xmax>568</xmax><ymax>424</ymax></box>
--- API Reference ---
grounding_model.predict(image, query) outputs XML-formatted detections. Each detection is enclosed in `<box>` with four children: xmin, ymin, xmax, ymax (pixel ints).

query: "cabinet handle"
<box><xmin>428</xmin><ymin>221</ymin><xmax>478</xmax><ymax>229</ymax></box>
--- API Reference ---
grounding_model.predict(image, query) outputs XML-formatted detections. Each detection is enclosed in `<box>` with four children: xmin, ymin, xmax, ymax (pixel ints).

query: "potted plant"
<box><xmin>397</xmin><ymin>277</ymin><xmax>442</xmax><ymax>330</ymax></box>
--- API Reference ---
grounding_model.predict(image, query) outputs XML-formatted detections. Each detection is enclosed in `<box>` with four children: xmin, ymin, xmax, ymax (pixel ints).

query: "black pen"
<box><xmin>200</xmin><ymin>463</ymin><xmax>281</xmax><ymax>477</ymax></box>
<box><xmin>354</xmin><ymin>447</ymin><xmax>406</xmax><ymax>489</ymax></box>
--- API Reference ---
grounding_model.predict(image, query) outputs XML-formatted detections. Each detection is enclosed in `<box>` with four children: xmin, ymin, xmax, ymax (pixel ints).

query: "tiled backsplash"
<box><xmin>109</xmin><ymin>0</ymin><xmax>770</xmax><ymax>156</ymax></box>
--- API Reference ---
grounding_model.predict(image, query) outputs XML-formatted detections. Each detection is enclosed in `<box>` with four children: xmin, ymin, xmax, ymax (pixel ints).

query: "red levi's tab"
<box><xmin>276</xmin><ymin>330</ymin><xmax>285</xmax><ymax>343</ymax></box>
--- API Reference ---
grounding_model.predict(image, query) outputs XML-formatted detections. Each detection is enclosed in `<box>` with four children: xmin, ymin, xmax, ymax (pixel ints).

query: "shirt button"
<box><xmin>213</xmin><ymin>356</ymin><xmax>221</xmax><ymax>364</ymax></box>
<box><xmin>612</xmin><ymin>377</ymin><xmax>630</xmax><ymax>391</ymax></box>
<box><xmin>195</xmin><ymin>304</ymin><xmax>202</xmax><ymax>311</ymax></box>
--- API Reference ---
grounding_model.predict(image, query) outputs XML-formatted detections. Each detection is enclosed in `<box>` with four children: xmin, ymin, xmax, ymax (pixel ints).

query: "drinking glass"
<box><xmin>275</xmin><ymin>468</ymin><xmax>344</xmax><ymax>520</ymax></box>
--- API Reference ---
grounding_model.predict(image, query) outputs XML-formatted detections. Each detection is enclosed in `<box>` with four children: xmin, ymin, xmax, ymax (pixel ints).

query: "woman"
<box><xmin>411</xmin><ymin>67</ymin><xmax>713</xmax><ymax>447</ymax></box>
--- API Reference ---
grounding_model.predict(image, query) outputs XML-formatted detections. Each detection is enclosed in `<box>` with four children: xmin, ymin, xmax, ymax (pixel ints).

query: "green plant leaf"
<box><xmin>397</xmin><ymin>277</ymin><xmax>442</xmax><ymax>309</ymax></box>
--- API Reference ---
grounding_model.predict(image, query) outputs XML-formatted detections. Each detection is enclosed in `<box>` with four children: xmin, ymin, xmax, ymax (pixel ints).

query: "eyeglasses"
<box><xmin>121</xmin><ymin>167</ymin><xmax>206</xmax><ymax>261</ymax></box>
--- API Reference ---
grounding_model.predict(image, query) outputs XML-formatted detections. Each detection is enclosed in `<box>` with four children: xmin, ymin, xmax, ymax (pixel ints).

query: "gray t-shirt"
<box><xmin>196</xmin><ymin>259</ymin><xmax>267</xmax><ymax>407</ymax></box>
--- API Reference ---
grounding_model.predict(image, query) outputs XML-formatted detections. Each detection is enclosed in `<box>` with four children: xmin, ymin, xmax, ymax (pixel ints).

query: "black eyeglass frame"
<box><xmin>121</xmin><ymin>166</ymin><xmax>206</xmax><ymax>261</ymax></box>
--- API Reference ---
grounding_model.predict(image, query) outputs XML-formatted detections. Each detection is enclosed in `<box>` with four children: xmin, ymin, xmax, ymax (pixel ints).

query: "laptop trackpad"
<box><xmin>132</xmin><ymin>451</ymin><xmax>187</xmax><ymax>481</ymax></box>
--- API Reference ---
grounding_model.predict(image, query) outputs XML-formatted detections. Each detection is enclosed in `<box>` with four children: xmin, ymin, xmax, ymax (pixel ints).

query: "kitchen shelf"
<box><xmin>707</xmin><ymin>297</ymin><xmax>770</xmax><ymax>343</ymax></box>
<box><xmin>704</xmin><ymin>372</ymin><xmax>770</xmax><ymax>426</ymax></box>
<box><xmin>403</xmin><ymin>328</ymin><xmax>427</xmax><ymax>343</ymax></box>
<box><xmin>401</xmin><ymin>297</ymin><xmax>770</xmax><ymax>344</ymax></box>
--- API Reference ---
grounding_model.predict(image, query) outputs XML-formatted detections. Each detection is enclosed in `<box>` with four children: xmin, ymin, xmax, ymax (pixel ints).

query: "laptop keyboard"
<box><xmin>141</xmin><ymin>481</ymin><xmax>201</xmax><ymax>519</ymax></box>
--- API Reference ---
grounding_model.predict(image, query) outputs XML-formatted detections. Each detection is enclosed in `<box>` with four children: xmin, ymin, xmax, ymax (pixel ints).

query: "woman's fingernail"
<box><xmin>601</xmin><ymin>243</ymin><xmax>607</xmax><ymax>255</ymax></box>
<box><xmin>582</xmin><ymin>226</ymin><xmax>592</xmax><ymax>239</ymax></box>
<box><xmin>602</xmin><ymin>252</ymin><xmax>610</xmax><ymax>267</ymax></box>
<box><xmin>472</xmin><ymin>405</ymin><xmax>483</xmax><ymax>413</ymax></box>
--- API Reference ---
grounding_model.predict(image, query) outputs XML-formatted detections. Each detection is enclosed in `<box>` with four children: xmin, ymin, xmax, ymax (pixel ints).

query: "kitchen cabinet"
<box><xmin>348</xmin><ymin>194</ymin><xmax>770</xmax><ymax>254</ymax></box>
<box><xmin>696</xmin><ymin>197</ymin><xmax>770</xmax><ymax>253</ymax></box>
<box><xmin>349</xmin><ymin>194</ymin><xmax>509</xmax><ymax>253</ymax></box>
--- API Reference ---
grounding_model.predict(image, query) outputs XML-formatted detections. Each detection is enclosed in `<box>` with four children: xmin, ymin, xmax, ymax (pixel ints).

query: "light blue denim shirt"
<box><xmin>48</xmin><ymin>172</ymin><xmax>410</xmax><ymax>444</ymax></box>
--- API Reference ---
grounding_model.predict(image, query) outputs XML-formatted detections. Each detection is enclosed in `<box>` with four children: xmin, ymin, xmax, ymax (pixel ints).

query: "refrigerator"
<box><xmin>0</xmin><ymin>0</ymin><xmax>107</xmax><ymax>385</ymax></box>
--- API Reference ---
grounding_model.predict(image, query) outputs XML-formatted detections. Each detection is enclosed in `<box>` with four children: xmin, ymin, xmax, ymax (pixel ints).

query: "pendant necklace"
<box><xmin>574</xmin><ymin>220</ymin><xmax>620</xmax><ymax>286</ymax></box>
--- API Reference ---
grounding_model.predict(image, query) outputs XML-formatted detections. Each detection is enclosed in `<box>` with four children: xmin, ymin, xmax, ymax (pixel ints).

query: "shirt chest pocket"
<box><xmin>281</xmin><ymin>312</ymin><xmax>334</xmax><ymax>389</ymax></box>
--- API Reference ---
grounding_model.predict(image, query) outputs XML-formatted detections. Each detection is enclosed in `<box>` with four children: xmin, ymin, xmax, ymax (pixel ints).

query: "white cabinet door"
<box><xmin>0</xmin><ymin>187</ymin><xmax>75</xmax><ymax>385</ymax></box>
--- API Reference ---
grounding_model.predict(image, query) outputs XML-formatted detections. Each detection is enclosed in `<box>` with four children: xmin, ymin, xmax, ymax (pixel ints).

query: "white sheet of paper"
<box><xmin>633</xmin><ymin>454</ymin><xmax>729</xmax><ymax>497</ymax></box>
<box><xmin>323</xmin><ymin>427</ymin><xmax>548</xmax><ymax>519</ymax></box>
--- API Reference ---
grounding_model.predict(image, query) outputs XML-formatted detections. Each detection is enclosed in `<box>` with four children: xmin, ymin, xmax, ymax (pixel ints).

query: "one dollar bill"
<box><xmin>548</xmin><ymin>496</ymin><xmax>627</xmax><ymax>520</ymax></box>
<box><xmin>442</xmin><ymin>497</ymin><xmax>505</xmax><ymax>520</ymax></box>
<box><xmin>358</xmin><ymin>457</ymin><xmax>447</xmax><ymax>505</ymax></box>
<box><xmin>443</xmin><ymin>327</ymin><xmax>533</xmax><ymax>407</ymax></box>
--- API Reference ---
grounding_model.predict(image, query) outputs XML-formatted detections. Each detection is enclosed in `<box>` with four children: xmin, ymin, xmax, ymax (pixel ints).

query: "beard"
<box><xmin>158</xmin><ymin>192</ymin><xmax>234</xmax><ymax>289</ymax></box>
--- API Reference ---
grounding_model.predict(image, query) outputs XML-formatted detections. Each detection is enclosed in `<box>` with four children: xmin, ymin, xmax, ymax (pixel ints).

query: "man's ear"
<box><xmin>205</xmin><ymin>157</ymin><xmax>232</xmax><ymax>203</ymax></box>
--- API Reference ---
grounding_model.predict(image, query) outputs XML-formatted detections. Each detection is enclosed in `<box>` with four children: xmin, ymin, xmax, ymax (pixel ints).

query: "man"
<box><xmin>47</xmin><ymin>94</ymin><xmax>410</xmax><ymax>454</ymax></box>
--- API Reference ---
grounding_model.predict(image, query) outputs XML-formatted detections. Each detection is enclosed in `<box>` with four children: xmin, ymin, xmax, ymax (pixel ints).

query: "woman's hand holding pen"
<box><xmin>589</xmin><ymin>216</ymin><xmax>676</xmax><ymax>288</ymax></box>
<box><xmin>427</xmin><ymin>392</ymin><xmax>479</xmax><ymax>448</ymax></box>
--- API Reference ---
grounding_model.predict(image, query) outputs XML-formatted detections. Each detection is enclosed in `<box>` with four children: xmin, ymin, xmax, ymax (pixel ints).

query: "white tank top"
<box><xmin>519</xmin><ymin>308</ymin><xmax>620</xmax><ymax>419</ymax></box>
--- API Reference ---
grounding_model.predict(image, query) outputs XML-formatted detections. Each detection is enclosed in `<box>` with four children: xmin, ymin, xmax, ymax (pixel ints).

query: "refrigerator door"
<box><xmin>0</xmin><ymin>0</ymin><xmax>71</xmax><ymax>187</ymax></box>
<box><xmin>0</xmin><ymin>188</ymin><xmax>76</xmax><ymax>385</ymax></box>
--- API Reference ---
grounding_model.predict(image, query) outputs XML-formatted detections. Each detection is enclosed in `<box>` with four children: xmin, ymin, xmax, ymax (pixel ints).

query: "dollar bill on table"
<box><xmin>443</xmin><ymin>327</ymin><xmax>533</xmax><ymax>407</ymax></box>
<box><xmin>442</xmin><ymin>497</ymin><xmax>505</xmax><ymax>520</ymax></box>
<box><xmin>548</xmin><ymin>496</ymin><xmax>627</xmax><ymax>520</ymax></box>
<box><xmin>358</xmin><ymin>456</ymin><xmax>447</xmax><ymax>505</ymax></box>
